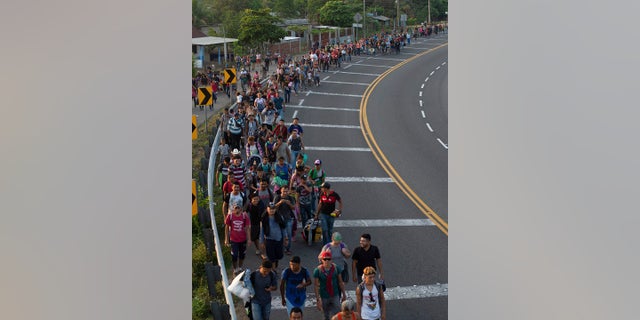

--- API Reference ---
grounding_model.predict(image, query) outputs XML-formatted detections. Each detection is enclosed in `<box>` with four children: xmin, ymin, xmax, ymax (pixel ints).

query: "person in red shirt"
<box><xmin>314</xmin><ymin>183</ymin><xmax>343</xmax><ymax>245</ymax></box>
<box><xmin>273</xmin><ymin>119</ymin><xmax>289</xmax><ymax>141</ymax></box>
<box><xmin>224</xmin><ymin>203</ymin><xmax>252</xmax><ymax>275</ymax></box>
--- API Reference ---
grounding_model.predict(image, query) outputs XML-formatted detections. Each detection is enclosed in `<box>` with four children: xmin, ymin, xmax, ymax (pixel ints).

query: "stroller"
<box><xmin>246</xmin><ymin>154</ymin><xmax>262</xmax><ymax>170</ymax></box>
<box><xmin>301</xmin><ymin>218</ymin><xmax>322</xmax><ymax>246</ymax></box>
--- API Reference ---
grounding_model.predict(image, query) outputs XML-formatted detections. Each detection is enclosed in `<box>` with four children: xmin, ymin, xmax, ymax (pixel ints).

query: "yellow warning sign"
<box><xmin>197</xmin><ymin>87</ymin><xmax>213</xmax><ymax>106</ymax></box>
<box><xmin>192</xmin><ymin>115</ymin><xmax>197</xmax><ymax>140</ymax></box>
<box><xmin>192</xmin><ymin>179</ymin><xmax>197</xmax><ymax>216</ymax></box>
<box><xmin>224</xmin><ymin>68</ymin><xmax>237</xmax><ymax>84</ymax></box>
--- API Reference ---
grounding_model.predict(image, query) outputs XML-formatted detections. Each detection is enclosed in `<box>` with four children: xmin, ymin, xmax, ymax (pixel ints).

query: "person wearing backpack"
<box><xmin>355</xmin><ymin>267</ymin><xmax>386</xmax><ymax>320</ymax></box>
<box><xmin>250</xmin><ymin>260</ymin><xmax>278</xmax><ymax>320</ymax></box>
<box><xmin>319</xmin><ymin>232</ymin><xmax>351</xmax><ymax>283</ymax></box>
<box><xmin>314</xmin><ymin>251</ymin><xmax>347</xmax><ymax>320</ymax></box>
<box><xmin>260</xmin><ymin>202</ymin><xmax>289</xmax><ymax>269</ymax></box>
<box><xmin>280</xmin><ymin>256</ymin><xmax>312</xmax><ymax>316</ymax></box>
<box><xmin>224</xmin><ymin>203</ymin><xmax>252</xmax><ymax>275</ymax></box>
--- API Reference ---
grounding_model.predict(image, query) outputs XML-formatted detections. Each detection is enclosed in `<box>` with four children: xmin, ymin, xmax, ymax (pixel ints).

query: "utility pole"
<box><xmin>223</xmin><ymin>25</ymin><xmax>227</xmax><ymax>65</ymax></box>
<box><xmin>428</xmin><ymin>0</ymin><xmax>431</xmax><ymax>24</ymax></box>
<box><xmin>396</xmin><ymin>0</ymin><xmax>400</xmax><ymax>31</ymax></box>
<box><xmin>363</xmin><ymin>0</ymin><xmax>366</xmax><ymax>37</ymax></box>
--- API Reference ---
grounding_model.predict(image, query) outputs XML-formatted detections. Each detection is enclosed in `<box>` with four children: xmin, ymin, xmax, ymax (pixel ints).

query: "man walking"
<box><xmin>351</xmin><ymin>234</ymin><xmax>384</xmax><ymax>283</ymax></box>
<box><xmin>250</xmin><ymin>260</ymin><xmax>278</xmax><ymax>320</ymax></box>
<box><xmin>259</xmin><ymin>202</ymin><xmax>288</xmax><ymax>269</ymax></box>
<box><xmin>315</xmin><ymin>182</ymin><xmax>343</xmax><ymax>245</ymax></box>
<box><xmin>274</xmin><ymin>185</ymin><xmax>296</xmax><ymax>255</ymax></box>
<box><xmin>355</xmin><ymin>266</ymin><xmax>386</xmax><ymax>320</ymax></box>
<box><xmin>280</xmin><ymin>256</ymin><xmax>312</xmax><ymax>315</ymax></box>
<box><xmin>314</xmin><ymin>251</ymin><xmax>347</xmax><ymax>320</ymax></box>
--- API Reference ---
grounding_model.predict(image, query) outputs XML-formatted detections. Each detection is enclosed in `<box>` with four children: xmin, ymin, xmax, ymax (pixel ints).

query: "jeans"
<box><xmin>319</xmin><ymin>213</ymin><xmax>335</xmax><ymax>246</ymax></box>
<box><xmin>251</xmin><ymin>302</ymin><xmax>271</xmax><ymax>320</ymax></box>
<box><xmin>299</xmin><ymin>202</ymin><xmax>312</xmax><ymax>224</ymax></box>
<box><xmin>290</xmin><ymin>150</ymin><xmax>300</xmax><ymax>168</ymax></box>
<box><xmin>284</xmin><ymin>219</ymin><xmax>293</xmax><ymax>251</ymax></box>
<box><xmin>321</xmin><ymin>295</ymin><xmax>340</xmax><ymax>320</ymax></box>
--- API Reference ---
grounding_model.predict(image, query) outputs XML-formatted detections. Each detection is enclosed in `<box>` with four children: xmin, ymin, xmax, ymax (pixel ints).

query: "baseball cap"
<box><xmin>320</xmin><ymin>182</ymin><xmax>331</xmax><ymax>189</ymax></box>
<box><xmin>320</xmin><ymin>251</ymin><xmax>332</xmax><ymax>259</ymax></box>
<box><xmin>268</xmin><ymin>202</ymin><xmax>276</xmax><ymax>209</ymax></box>
<box><xmin>231</xmin><ymin>148</ymin><xmax>241</xmax><ymax>155</ymax></box>
<box><xmin>314</xmin><ymin>159</ymin><xmax>322</xmax><ymax>165</ymax></box>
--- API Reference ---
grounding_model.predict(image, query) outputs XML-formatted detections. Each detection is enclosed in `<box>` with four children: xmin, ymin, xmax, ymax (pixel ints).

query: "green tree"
<box><xmin>192</xmin><ymin>0</ymin><xmax>215</xmax><ymax>27</ymax></box>
<box><xmin>273</xmin><ymin>0</ymin><xmax>298</xmax><ymax>18</ymax></box>
<box><xmin>307</xmin><ymin>0</ymin><xmax>327</xmax><ymax>23</ymax></box>
<box><xmin>239</xmin><ymin>9</ymin><xmax>287</xmax><ymax>51</ymax></box>
<box><xmin>318</xmin><ymin>1</ymin><xmax>353</xmax><ymax>27</ymax></box>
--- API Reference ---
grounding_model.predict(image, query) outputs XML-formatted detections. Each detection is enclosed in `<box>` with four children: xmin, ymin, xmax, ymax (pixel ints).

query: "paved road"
<box><xmin>231</xmin><ymin>34</ymin><xmax>449</xmax><ymax>320</ymax></box>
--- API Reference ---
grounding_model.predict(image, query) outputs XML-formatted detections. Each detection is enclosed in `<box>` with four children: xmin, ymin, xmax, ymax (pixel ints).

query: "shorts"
<box><xmin>264</xmin><ymin>239</ymin><xmax>284</xmax><ymax>262</ymax></box>
<box><xmin>230</xmin><ymin>241</ymin><xmax>247</xmax><ymax>261</ymax></box>
<box><xmin>250</xmin><ymin>225</ymin><xmax>261</xmax><ymax>242</ymax></box>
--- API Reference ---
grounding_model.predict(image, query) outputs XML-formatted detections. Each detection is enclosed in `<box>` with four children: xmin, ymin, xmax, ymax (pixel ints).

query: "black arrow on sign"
<box><xmin>225</xmin><ymin>69</ymin><xmax>235</xmax><ymax>84</ymax></box>
<box><xmin>192</xmin><ymin>123</ymin><xmax>196</xmax><ymax>133</ymax></box>
<box><xmin>199</xmin><ymin>87</ymin><xmax>211</xmax><ymax>105</ymax></box>
<box><xmin>193</xmin><ymin>193</ymin><xmax>196</xmax><ymax>205</ymax></box>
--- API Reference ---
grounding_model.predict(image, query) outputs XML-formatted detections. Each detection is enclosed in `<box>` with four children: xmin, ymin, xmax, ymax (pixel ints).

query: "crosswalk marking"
<box><xmin>289</xmin><ymin>105</ymin><xmax>359</xmax><ymax>112</ymax></box>
<box><xmin>299</xmin><ymin>123</ymin><xmax>360</xmax><ymax>129</ymax></box>
<box><xmin>322</xmin><ymin>80</ymin><xmax>370</xmax><ymax>86</ymax></box>
<box><xmin>271</xmin><ymin>283</ymin><xmax>448</xmax><ymax>310</ymax></box>
<box><xmin>306</xmin><ymin>91</ymin><xmax>363</xmax><ymax>98</ymax></box>
<box><xmin>304</xmin><ymin>147</ymin><xmax>370</xmax><ymax>152</ymax></box>
<box><xmin>325</xmin><ymin>177</ymin><xmax>394</xmax><ymax>183</ymax></box>
<box><xmin>334</xmin><ymin>219</ymin><xmax>435</xmax><ymax>227</ymax></box>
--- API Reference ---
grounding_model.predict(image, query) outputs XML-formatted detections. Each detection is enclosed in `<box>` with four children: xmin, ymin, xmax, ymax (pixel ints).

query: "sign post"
<box><xmin>192</xmin><ymin>179</ymin><xmax>198</xmax><ymax>216</ymax></box>
<box><xmin>192</xmin><ymin>115</ymin><xmax>197</xmax><ymax>140</ymax></box>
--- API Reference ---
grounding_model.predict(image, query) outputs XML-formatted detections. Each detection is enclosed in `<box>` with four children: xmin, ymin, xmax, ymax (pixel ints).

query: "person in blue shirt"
<box><xmin>280</xmin><ymin>256</ymin><xmax>312</xmax><ymax>315</ymax></box>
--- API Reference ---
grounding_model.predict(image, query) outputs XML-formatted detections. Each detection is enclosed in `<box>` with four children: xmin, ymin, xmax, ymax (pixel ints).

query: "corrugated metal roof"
<box><xmin>192</xmin><ymin>37</ymin><xmax>239</xmax><ymax>46</ymax></box>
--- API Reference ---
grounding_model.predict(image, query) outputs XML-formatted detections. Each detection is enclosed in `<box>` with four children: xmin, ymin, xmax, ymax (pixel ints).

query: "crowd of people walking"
<box><xmin>198</xmin><ymin>25</ymin><xmax>447</xmax><ymax>319</ymax></box>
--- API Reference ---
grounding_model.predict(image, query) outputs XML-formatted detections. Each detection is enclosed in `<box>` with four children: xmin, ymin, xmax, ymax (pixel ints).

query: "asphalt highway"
<box><xmin>236</xmin><ymin>33</ymin><xmax>449</xmax><ymax>320</ymax></box>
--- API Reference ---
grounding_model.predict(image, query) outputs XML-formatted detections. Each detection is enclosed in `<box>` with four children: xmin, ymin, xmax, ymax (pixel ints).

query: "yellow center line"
<box><xmin>359</xmin><ymin>43</ymin><xmax>449</xmax><ymax>236</ymax></box>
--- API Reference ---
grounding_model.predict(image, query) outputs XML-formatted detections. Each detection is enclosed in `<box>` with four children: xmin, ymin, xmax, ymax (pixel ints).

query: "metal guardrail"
<box><xmin>206</xmin><ymin>102</ymin><xmax>238</xmax><ymax>320</ymax></box>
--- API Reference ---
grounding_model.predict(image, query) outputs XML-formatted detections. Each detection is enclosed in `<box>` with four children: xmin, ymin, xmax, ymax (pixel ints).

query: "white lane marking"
<box><xmin>323</xmin><ymin>76</ymin><xmax>330</xmax><ymax>81</ymax></box>
<box><xmin>421</xmin><ymin>84</ymin><xmax>425</xmax><ymax>89</ymax></box>
<box><xmin>298</xmin><ymin>99</ymin><xmax>304</xmax><ymax>105</ymax></box>
<box><xmin>343</xmin><ymin>64</ymin><xmax>352</xmax><ymax>69</ymax></box>
<box><xmin>363</xmin><ymin>57</ymin><xmax>404</xmax><ymax>62</ymax></box>
<box><xmin>305</xmin><ymin>147</ymin><xmax>371</xmax><ymax>152</ymax></box>
<box><xmin>419</xmin><ymin>91</ymin><xmax>422</xmax><ymax>97</ymax></box>
<box><xmin>436</xmin><ymin>66</ymin><xmax>441</xmax><ymax>70</ymax></box>
<box><xmin>334</xmin><ymin>71</ymin><xmax>381</xmax><ymax>76</ymax></box>
<box><xmin>306</xmin><ymin>91</ymin><xmax>363</xmax><ymax>98</ymax></box>
<box><xmin>292</xmin><ymin>110</ymin><xmax>298</xmax><ymax>119</ymax></box>
<box><xmin>290</xmin><ymin>105</ymin><xmax>359</xmax><ymax>112</ymax></box>
<box><xmin>442</xmin><ymin>62</ymin><xmax>447</xmax><ymax>65</ymax></box>
<box><xmin>306</xmin><ymin>91</ymin><xmax>311</xmax><ymax>96</ymax></box>
<box><xmin>300</xmin><ymin>123</ymin><xmax>360</xmax><ymax>129</ymax></box>
<box><xmin>271</xmin><ymin>284</ymin><xmax>448</xmax><ymax>310</ymax></box>
<box><xmin>421</xmin><ymin>110</ymin><xmax>426</xmax><ymax>118</ymax></box>
<box><xmin>322</xmin><ymin>80</ymin><xmax>370</xmax><ymax>86</ymax></box>
<box><xmin>400</xmin><ymin>46</ymin><xmax>433</xmax><ymax>50</ymax></box>
<box><xmin>437</xmin><ymin>138</ymin><xmax>448</xmax><ymax>149</ymax></box>
<box><xmin>345</xmin><ymin>63</ymin><xmax>392</xmax><ymax>68</ymax></box>
<box><xmin>425</xmin><ymin>77</ymin><xmax>429</xmax><ymax>82</ymax></box>
<box><xmin>325</xmin><ymin>177</ymin><xmax>394</xmax><ymax>183</ymax></box>
<box><xmin>419</xmin><ymin>100</ymin><xmax>423</xmax><ymax>107</ymax></box>
<box><xmin>334</xmin><ymin>218</ymin><xmax>435</xmax><ymax>227</ymax></box>
<box><xmin>430</xmin><ymin>71</ymin><xmax>435</xmax><ymax>76</ymax></box>
<box><xmin>355</xmin><ymin>60</ymin><xmax>363</xmax><ymax>63</ymax></box>
<box><xmin>426</xmin><ymin>123</ymin><xmax>434</xmax><ymax>132</ymax></box>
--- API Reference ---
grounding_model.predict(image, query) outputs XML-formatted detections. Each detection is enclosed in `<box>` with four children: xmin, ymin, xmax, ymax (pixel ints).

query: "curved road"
<box><xmin>237</xmin><ymin>34</ymin><xmax>449</xmax><ymax>320</ymax></box>
<box><xmin>363</xmin><ymin>45</ymin><xmax>449</xmax><ymax>223</ymax></box>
